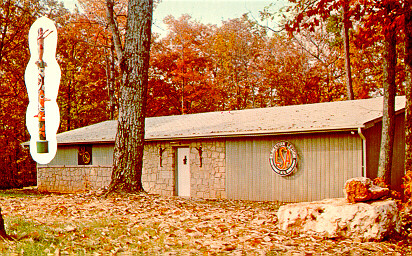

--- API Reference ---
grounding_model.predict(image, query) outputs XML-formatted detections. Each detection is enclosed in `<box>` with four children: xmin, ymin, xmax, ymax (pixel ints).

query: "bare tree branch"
<box><xmin>105</xmin><ymin>0</ymin><xmax>123</xmax><ymax>65</ymax></box>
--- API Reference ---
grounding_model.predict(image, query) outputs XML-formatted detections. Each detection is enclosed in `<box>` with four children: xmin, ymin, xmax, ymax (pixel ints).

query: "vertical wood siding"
<box><xmin>93</xmin><ymin>144</ymin><xmax>114</xmax><ymax>165</ymax></box>
<box><xmin>41</xmin><ymin>146</ymin><xmax>78</xmax><ymax>166</ymax></box>
<box><xmin>226</xmin><ymin>132</ymin><xmax>363</xmax><ymax>202</ymax></box>
<box><xmin>365</xmin><ymin>113</ymin><xmax>405</xmax><ymax>189</ymax></box>
<box><xmin>392</xmin><ymin>114</ymin><xmax>406</xmax><ymax>188</ymax></box>
<box><xmin>40</xmin><ymin>144</ymin><xmax>114</xmax><ymax>166</ymax></box>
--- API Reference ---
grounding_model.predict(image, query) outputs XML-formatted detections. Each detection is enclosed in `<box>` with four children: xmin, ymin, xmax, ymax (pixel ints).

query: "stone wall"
<box><xmin>142</xmin><ymin>139</ymin><xmax>226</xmax><ymax>199</ymax></box>
<box><xmin>37</xmin><ymin>139</ymin><xmax>226</xmax><ymax>198</ymax></box>
<box><xmin>142</xmin><ymin>141</ymin><xmax>175</xmax><ymax>196</ymax></box>
<box><xmin>37</xmin><ymin>166</ymin><xmax>112</xmax><ymax>193</ymax></box>
<box><xmin>190</xmin><ymin>140</ymin><xmax>226</xmax><ymax>199</ymax></box>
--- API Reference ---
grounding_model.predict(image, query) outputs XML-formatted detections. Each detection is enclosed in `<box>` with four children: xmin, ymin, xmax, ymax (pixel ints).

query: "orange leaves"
<box><xmin>149</xmin><ymin>15</ymin><xmax>220</xmax><ymax>116</ymax></box>
<box><xmin>403</xmin><ymin>170</ymin><xmax>412</xmax><ymax>205</ymax></box>
<box><xmin>149</xmin><ymin>13</ymin><xmax>349</xmax><ymax>114</ymax></box>
<box><xmin>57</xmin><ymin>12</ymin><xmax>112</xmax><ymax>131</ymax></box>
<box><xmin>283</xmin><ymin>0</ymin><xmax>402</xmax><ymax>46</ymax></box>
<box><xmin>210</xmin><ymin>17</ymin><xmax>267</xmax><ymax>110</ymax></box>
<box><xmin>280</xmin><ymin>0</ymin><xmax>411</xmax><ymax>102</ymax></box>
<box><xmin>0</xmin><ymin>0</ymin><xmax>64</xmax><ymax>188</ymax></box>
<box><xmin>0</xmin><ymin>190</ymin><xmax>283</xmax><ymax>254</ymax></box>
<box><xmin>0</xmin><ymin>190</ymin><xmax>411</xmax><ymax>253</ymax></box>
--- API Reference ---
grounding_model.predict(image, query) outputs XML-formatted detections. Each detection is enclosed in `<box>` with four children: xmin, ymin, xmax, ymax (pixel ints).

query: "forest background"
<box><xmin>0</xmin><ymin>0</ymin><xmax>408</xmax><ymax>188</ymax></box>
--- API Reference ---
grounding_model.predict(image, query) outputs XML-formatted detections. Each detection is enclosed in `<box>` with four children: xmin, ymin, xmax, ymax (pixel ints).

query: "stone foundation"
<box><xmin>37</xmin><ymin>139</ymin><xmax>227</xmax><ymax>198</ymax></box>
<box><xmin>37</xmin><ymin>166</ymin><xmax>112</xmax><ymax>193</ymax></box>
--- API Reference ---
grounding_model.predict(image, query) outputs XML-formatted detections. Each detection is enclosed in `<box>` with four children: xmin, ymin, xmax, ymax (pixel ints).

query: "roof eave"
<box><xmin>144</xmin><ymin>126</ymin><xmax>362</xmax><ymax>142</ymax></box>
<box><xmin>56</xmin><ymin>139</ymin><xmax>115</xmax><ymax>146</ymax></box>
<box><xmin>35</xmin><ymin>126</ymin><xmax>366</xmax><ymax>146</ymax></box>
<box><xmin>362</xmin><ymin>108</ymin><xmax>405</xmax><ymax>129</ymax></box>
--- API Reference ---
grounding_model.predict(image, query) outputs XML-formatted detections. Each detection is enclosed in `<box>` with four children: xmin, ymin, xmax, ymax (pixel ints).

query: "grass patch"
<box><xmin>0</xmin><ymin>187</ymin><xmax>51</xmax><ymax>198</ymax></box>
<box><xmin>1</xmin><ymin>216</ymin><xmax>65</xmax><ymax>255</ymax></box>
<box><xmin>1</xmin><ymin>216</ymin><xmax>170</xmax><ymax>255</ymax></box>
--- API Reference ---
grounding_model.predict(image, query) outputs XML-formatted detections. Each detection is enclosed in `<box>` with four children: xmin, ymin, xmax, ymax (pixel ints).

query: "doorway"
<box><xmin>176</xmin><ymin>147</ymin><xmax>190</xmax><ymax>197</ymax></box>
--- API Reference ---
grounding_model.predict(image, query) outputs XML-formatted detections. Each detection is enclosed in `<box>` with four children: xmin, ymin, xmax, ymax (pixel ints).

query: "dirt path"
<box><xmin>0</xmin><ymin>189</ymin><xmax>411</xmax><ymax>255</ymax></box>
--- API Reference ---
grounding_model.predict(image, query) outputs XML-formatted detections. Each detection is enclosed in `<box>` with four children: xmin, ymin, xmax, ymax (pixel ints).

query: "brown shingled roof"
<box><xmin>53</xmin><ymin>96</ymin><xmax>406</xmax><ymax>145</ymax></box>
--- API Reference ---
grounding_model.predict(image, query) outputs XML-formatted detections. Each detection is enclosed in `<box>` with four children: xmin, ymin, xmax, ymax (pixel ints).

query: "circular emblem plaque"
<box><xmin>269</xmin><ymin>141</ymin><xmax>298</xmax><ymax>176</ymax></box>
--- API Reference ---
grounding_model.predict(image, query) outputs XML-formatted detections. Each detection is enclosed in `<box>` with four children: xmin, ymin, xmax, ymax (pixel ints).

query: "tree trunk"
<box><xmin>405</xmin><ymin>0</ymin><xmax>412</xmax><ymax>174</ymax></box>
<box><xmin>105</xmin><ymin>39</ymin><xmax>117</xmax><ymax>120</ymax></box>
<box><xmin>377</xmin><ymin>8</ymin><xmax>397</xmax><ymax>187</ymax></box>
<box><xmin>106</xmin><ymin>0</ymin><xmax>153</xmax><ymax>193</ymax></box>
<box><xmin>105</xmin><ymin>0</ymin><xmax>124</xmax><ymax>65</ymax></box>
<box><xmin>342</xmin><ymin>1</ymin><xmax>354</xmax><ymax>100</ymax></box>
<box><xmin>66</xmin><ymin>78</ymin><xmax>72</xmax><ymax>131</ymax></box>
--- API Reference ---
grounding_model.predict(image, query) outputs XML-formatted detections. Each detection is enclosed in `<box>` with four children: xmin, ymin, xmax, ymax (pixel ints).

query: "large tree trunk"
<box><xmin>342</xmin><ymin>1</ymin><xmax>354</xmax><ymax>100</ymax></box>
<box><xmin>377</xmin><ymin>8</ymin><xmax>397</xmax><ymax>187</ymax></box>
<box><xmin>405</xmin><ymin>0</ymin><xmax>412</xmax><ymax>175</ymax></box>
<box><xmin>106</xmin><ymin>0</ymin><xmax>153</xmax><ymax>193</ymax></box>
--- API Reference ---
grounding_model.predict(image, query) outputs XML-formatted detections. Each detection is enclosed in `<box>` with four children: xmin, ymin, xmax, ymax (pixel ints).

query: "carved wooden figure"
<box><xmin>35</xmin><ymin>27</ymin><xmax>53</xmax><ymax>153</ymax></box>
<box><xmin>25</xmin><ymin>16</ymin><xmax>61</xmax><ymax>164</ymax></box>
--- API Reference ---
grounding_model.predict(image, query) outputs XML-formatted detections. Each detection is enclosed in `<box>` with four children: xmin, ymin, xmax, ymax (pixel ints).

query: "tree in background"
<box><xmin>149</xmin><ymin>13</ymin><xmax>348</xmax><ymax>111</ymax></box>
<box><xmin>272</xmin><ymin>0</ymin><xmax>412</xmax><ymax>188</ymax></box>
<box><xmin>405</xmin><ymin>0</ymin><xmax>412</xmax><ymax>179</ymax></box>
<box><xmin>148</xmin><ymin>15</ymin><xmax>218</xmax><ymax>116</ymax></box>
<box><xmin>0</xmin><ymin>0</ymin><xmax>118</xmax><ymax>188</ymax></box>
<box><xmin>57</xmin><ymin>13</ymin><xmax>110</xmax><ymax>132</ymax></box>
<box><xmin>377</xmin><ymin>1</ymin><xmax>399</xmax><ymax>186</ymax></box>
<box><xmin>282</xmin><ymin>0</ymin><xmax>356</xmax><ymax>100</ymax></box>
<box><xmin>258</xmin><ymin>31</ymin><xmax>344</xmax><ymax>106</ymax></box>
<box><xmin>77</xmin><ymin>0</ymin><xmax>127</xmax><ymax>121</ymax></box>
<box><xmin>342</xmin><ymin>1</ymin><xmax>354</xmax><ymax>100</ymax></box>
<box><xmin>0</xmin><ymin>0</ymin><xmax>69</xmax><ymax>188</ymax></box>
<box><xmin>147</xmin><ymin>35</ymin><xmax>183</xmax><ymax>117</ymax></box>
<box><xmin>4</xmin><ymin>0</ymin><xmax>412</xmax><ymax>191</ymax></box>
<box><xmin>211</xmin><ymin>16</ymin><xmax>267</xmax><ymax>110</ymax></box>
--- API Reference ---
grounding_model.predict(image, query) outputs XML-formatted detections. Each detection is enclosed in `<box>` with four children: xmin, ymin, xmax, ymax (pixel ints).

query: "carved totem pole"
<box><xmin>25</xmin><ymin>17</ymin><xmax>61</xmax><ymax>164</ymax></box>
<box><xmin>35</xmin><ymin>27</ymin><xmax>52</xmax><ymax>153</ymax></box>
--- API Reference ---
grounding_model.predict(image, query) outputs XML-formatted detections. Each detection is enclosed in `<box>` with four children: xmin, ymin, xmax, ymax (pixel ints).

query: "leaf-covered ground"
<box><xmin>0</xmin><ymin>188</ymin><xmax>411</xmax><ymax>255</ymax></box>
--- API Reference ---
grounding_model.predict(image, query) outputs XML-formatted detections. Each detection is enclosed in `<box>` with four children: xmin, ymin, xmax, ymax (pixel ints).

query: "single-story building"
<box><xmin>35</xmin><ymin>96</ymin><xmax>406</xmax><ymax>202</ymax></box>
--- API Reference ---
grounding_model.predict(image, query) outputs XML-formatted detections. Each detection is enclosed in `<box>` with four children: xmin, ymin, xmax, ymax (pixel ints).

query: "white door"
<box><xmin>177</xmin><ymin>147</ymin><xmax>190</xmax><ymax>197</ymax></box>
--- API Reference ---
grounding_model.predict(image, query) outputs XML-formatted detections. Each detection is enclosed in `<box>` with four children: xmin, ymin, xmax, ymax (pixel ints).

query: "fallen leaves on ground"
<box><xmin>0</xmin><ymin>188</ymin><xmax>411</xmax><ymax>255</ymax></box>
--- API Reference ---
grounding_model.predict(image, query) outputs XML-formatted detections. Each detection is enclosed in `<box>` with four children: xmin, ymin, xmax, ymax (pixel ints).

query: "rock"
<box><xmin>344</xmin><ymin>177</ymin><xmax>389</xmax><ymax>203</ymax></box>
<box><xmin>277</xmin><ymin>198</ymin><xmax>400</xmax><ymax>241</ymax></box>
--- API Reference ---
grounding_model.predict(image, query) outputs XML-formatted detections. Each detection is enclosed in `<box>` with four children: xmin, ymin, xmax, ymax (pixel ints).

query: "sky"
<box><xmin>60</xmin><ymin>0</ymin><xmax>287</xmax><ymax>36</ymax></box>
<box><xmin>151</xmin><ymin>0</ymin><xmax>281</xmax><ymax>35</ymax></box>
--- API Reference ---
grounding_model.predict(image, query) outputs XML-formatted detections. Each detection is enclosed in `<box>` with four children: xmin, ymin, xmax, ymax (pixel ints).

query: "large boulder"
<box><xmin>277</xmin><ymin>198</ymin><xmax>400</xmax><ymax>241</ymax></box>
<box><xmin>344</xmin><ymin>177</ymin><xmax>389</xmax><ymax>203</ymax></box>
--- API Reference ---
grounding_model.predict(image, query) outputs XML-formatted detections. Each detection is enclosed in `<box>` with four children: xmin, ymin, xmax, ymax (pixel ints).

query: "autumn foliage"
<box><xmin>0</xmin><ymin>0</ymin><xmax>66</xmax><ymax>188</ymax></box>
<box><xmin>403</xmin><ymin>170</ymin><xmax>412</xmax><ymax>205</ymax></box>
<box><xmin>0</xmin><ymin>1</ymin><xmax>110</xmax><ymax>188</ymax></box>
<box><xmin>1</xmin><ymin>0</ymin><xmax>412</xmax><ymax>188</ymax></box>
